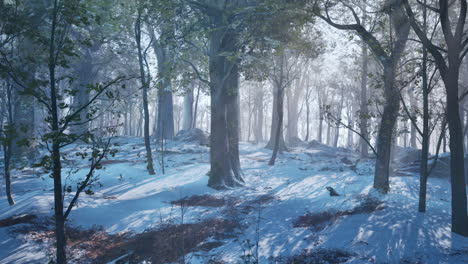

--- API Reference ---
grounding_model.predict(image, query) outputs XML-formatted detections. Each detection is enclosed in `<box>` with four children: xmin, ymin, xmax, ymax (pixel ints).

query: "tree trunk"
<box><xmin>69</xmin><ymin>48</ymin><xmax>98</xmax><ymax>137</ymax></box>
<box><xmin>136</xmin><ymin>9</ymin><xmax>155</xmax><ymax>175</ymax></box>
<box><xmin>4</xmin><ymin>82</ymin><xmax>14</xmax><ymax>205</ymax></box>
<box><xmin>226</xmin><ymin>67</ymin><xmax>244</xmax><ymax>183</ymax></box>
<box><xmin>286</xmin><ymin>84</ymin><xmax>300</xmax><ymax>143</ymax></box>
<box><xmin>409</xmin><ymin>86</ymin><xmax>418</xmax><ymax>148</ymax></box>
<box><xmin>305</xmin><ymin>103</ymin><xmax>310</xmax><ymax>142</ymax></box>
<box><xmin>266</xmin><ymin>80</ymin><xmax>286</xmax><ymax>150</ymax></box>
<box><xmin>207</xmin><ymin>17</ymin><xmax>243</xmax><ymax>188</ymax></box>
<box><xmin>373</xmin><ymin>64</ymin><xmax>400</xmax><ymax>193</ymax></box>
<box><xmin>182</xmin><ymin>81</ymin><xmax>194</xmax><ymax>131</ymax></box>
<box><xmin>49</xmin><ymin>3</ymin><xmax>67</xmax><ymax>262</ymax></box>
<box><xmin>11</xmin><ymin>69</ymin><xmax>37</xmax><ymax>161</ymax></box>
<box><xmin>269</xmin><ymin>84</ymin><xmax>285</xmax><ymax>165</ymax></box>
<box><xmin>254</xmin><ymin>86</ymin><xmax>264</xmax><ymax>143</ymax></box>
<box><xmin>148</xmin><ymin>23</ymin><xmax>175</xmax><ymax>141</ymax></box>
<box><xmin>445</xmin><ymin>67</ymin><xmax>468</xmax><ymax>236</ymax></box>
<box><xmin>269</xmin><ymin>53</ymin><xmax>286</xmax><ymax>165</ymax></box>
<box><xmin>359</xmin><ymin>42</ymin><xmax>370</xmax><ymax>158</ymax></box>
<box><xmin>193</xmin><ymin>83</ymin><xmax>201</xmax><ymax>129</ymax></box>
<box><xmin>318</xmin><ymin>106</ymin><xmax>323</xmax><ymax>143</ymax></box>
<box><xmin>419</xmin><ymin>3</ymin><xmax>429</xmax><ymax>213</ymax></box>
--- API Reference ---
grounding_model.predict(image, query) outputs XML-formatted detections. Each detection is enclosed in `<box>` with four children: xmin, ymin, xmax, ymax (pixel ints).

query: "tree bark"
<box><xmin>373</xmin><ymin>63</ymin><xmax>401</xmax><ymax>193</ymax></box>
<box><xmin>206</xmin><ymin>13</ymin><xmax>243</xmax><ymax>188</ymax></box>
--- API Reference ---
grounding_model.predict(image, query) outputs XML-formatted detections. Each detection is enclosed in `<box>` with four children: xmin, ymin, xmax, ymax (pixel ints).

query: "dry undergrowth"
<box><xmin>294</xmin><ymin>196</ymin><xmax>384</xmax><ymax>231</ymax></box>
<box><xmin>170</xmin><ymin>194</ymin><xmax>228</xmax><ymax>207</ymax></box>
<box><xmin>0</xmin><ymin>214</ymin><xmax>37</xmax><ymax>227</ymax></box>
<box><xmin>6</xmin><ymin>214</ymin><xmax>237</xmax><ymax>264</ymax></box>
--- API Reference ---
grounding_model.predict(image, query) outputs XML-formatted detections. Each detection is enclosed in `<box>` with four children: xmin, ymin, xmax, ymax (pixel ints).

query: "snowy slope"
<box><xmin>0</xmin><ymin>137</ymin><xmax>467</xmax><ymax>264</ymax></box>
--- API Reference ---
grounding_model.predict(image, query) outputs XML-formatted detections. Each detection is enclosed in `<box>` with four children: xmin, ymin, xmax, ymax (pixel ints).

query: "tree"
<box><xmin>3</xmin><ymin>1</ymin><xmax>129</xmax><ymax>262</ymax></box>
<box><xmin>0</xmin><ymin>79</ymin><xmax>15</xmax><ymax>205</ymax></box>
<box><xmin>403</xmin><ymin>0</ymin><xmax>468</xmax><ymax>237</ymax></box>
<box><xmin>135</xmin><ymin>3</ymin><xmax>156</xmax><ymax>175</ymax></box>
<box><xmin>313</xmin><ymin>0</ymin><xmax>411</xmax><ymax>193</ymax></box>
<box><xmin>147</xmin><ymin>0</ymin><xmax>177</xmax><ymax>141</ymax></box>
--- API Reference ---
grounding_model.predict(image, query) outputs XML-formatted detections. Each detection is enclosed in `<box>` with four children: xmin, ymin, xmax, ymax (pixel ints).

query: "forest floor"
<box><xmin>0</xmin><ymin>137</ymin><xmax>467</xmax><ymax>264</ymax></box>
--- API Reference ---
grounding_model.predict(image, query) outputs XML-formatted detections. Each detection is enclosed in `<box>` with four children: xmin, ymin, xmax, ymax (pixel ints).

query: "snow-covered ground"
<box><xmin>0</xmin><ymin>137</ymin><xmax>467</xmax><ymax>264</ymax></box>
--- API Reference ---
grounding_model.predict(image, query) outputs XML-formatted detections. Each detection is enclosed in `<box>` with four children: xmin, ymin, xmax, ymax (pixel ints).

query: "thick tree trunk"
<box><xmin>226</xmin><ymin>67</ymin><xmax>244</xmax><ymax>183</ymax></box>
<box><xmin>156</xmin><ymin>86</ymin><xmax>175</xmax><ymax>141</ymax></box>
<box><xmin>444</xmin><ymin>68</ymin><xmax>468</xmax><ymax>236</ymax></box>
<box><xmin>207</xmin><ymin>19</ymin><xmax>243</xmax><ymax>188</ymax></box>
<box><xmin>374</xmin><ymin>64</ymin><xmax>400</xmax><ymax>193</ymax></box>
<box><xmin>12</xmin><ymin>69</ymin><xmax>37</xmax><ymax>161</ymax></box>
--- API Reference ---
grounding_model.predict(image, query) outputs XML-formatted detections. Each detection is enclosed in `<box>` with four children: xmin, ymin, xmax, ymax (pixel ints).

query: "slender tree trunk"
<box><xmin>4</xmin><ymin>83</ymin><xmax>14</xmax><ymax>205</ymax></box>
<box><xmin>409</xmin><ymin>86</ymin><xmax>418</xmax><ymax>148</ymax></box>
<box><xmin>334</xmin><ymin>92</ymin><xmax>344</xmax><ymax>147</ymax></box>
<box><xmin>254</xmin><ymin>86</ymin><xmax>264</xmax><ymax>143</ymax></box>
<box><xmin>267</xmin><ymin>80</ymin><xmax>286</xmax><ymax>150</ymax></box>
<box><xmin>48</xmin><ymin>2</ymin><xmax>67</xmax><ymax>262</ymax></box>
<box><xmin>136</xmin><ymin>9</ymin><xmax>155</xmax><ymax>175</ymax></box>
<box><xmin>269</xmin><ymin>86</ymin><xmax>284</xmax><ymax>165</ymax></box>
<box><xmin>269</xmin><ymin>62</ymin><xmax>285</xmax><ymax>165</ymax></box>
<box><xmin>192</xmin><ymin>83</ymin><xmax>201</xmax><ymax>129</ymax></box>
<box><xmin>359</xmin><ymin>42</ymin><xmax>370</xmax><ymax>158</ymax></box>
<box><xmin>305</xmin><ymin>100</ymin><xmax>310</xmax><ymax>142</ymax></box>
<box><xmin>182</xmin><ymin>80</ymin><xmax>194</xmax><ymax>131</ymax></box>
<box><xmin>419</xmin><ymin>3</ymin><xmax>429</xmax><ymax>212</ymax></box>
<box><xmin>318</xmin><ymin>106</ymin><xmax>323</xmax><ymax>143</ymax></box>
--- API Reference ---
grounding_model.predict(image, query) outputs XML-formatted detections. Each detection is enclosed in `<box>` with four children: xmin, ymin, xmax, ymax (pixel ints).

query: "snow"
<box><xmin>0</xmin><ymin>137</ymin><xmax>467</xmax><ymax>264</ymax></box>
